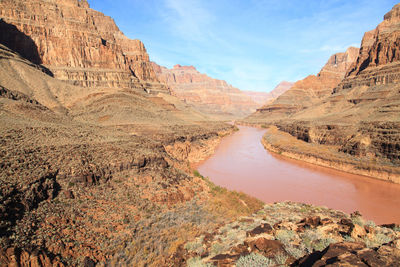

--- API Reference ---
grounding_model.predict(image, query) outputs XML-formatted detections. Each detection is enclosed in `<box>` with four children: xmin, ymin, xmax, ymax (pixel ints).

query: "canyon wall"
<box><xmin>152</xmin><ymin>63</ymin><xmax>284</xmax><ymax>119</ymax></box>
<box><xmin>246</xmin><ymin>47</ymin><xmax>359</xmax><ymax>122</ymax></box>
<box><xmin>0</xmin><ymin>0</ymin><xmax>167</xmax><ymax>93</ymax></box>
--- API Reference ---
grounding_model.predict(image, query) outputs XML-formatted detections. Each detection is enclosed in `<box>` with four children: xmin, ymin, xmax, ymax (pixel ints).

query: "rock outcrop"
<box><xmin>152</xmin><ymin>63</ymin><xmax>276</xmax><ymax>119</ymax></box>
<box><xmin>182</xmin><ymin>202</ymin><xmax>400</xmax><ymax>267</ymax></box>
<box><xmin>0</xmin><ymin>0</ymin><xmax>166</xmax><ymax>93</ymax></box>
<box><xmin>338</xmin><ymin>4</ymin><xmax>400</xmax><ymax>90</ymax></box>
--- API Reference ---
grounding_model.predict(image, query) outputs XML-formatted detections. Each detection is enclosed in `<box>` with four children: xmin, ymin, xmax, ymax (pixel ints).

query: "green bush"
<box><xmin>351</xmin><ymin>216</ymin><xmax>365</xmax><ymax>226</ymax></box>
<box><xmin>193</xmin><ymin>170</ymin><xmax>203</xmax><ymax>178</ymax></box>
<box><xmin>363</xmin><ymin>233</ymin><xmax>392</xmax><ymax>248</ymax></box>
<box><xmin>313</xmin><ymin>238</ymin><xmax>335</xmax><ymax>251</ymax></box>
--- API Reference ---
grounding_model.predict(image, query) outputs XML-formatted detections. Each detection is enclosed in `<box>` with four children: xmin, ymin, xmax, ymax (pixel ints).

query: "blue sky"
<box><xmin>89</xmin><ymin>0</ymin><xmax>398</xmax><ymax>92</ymax></box>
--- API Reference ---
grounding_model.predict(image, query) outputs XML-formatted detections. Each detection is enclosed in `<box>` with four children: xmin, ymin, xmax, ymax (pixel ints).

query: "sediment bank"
<box><xmin>261</xmin><ymin>126</ymin><xmax>400</xmax><ymax>184</ymax></box>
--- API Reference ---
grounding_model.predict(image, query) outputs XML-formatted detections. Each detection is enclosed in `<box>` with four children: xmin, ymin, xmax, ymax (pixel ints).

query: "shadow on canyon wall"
<box><xmin>0</xmin><ymin>20</ymin><xmax>53</xmax><ymax>76</ymax></box>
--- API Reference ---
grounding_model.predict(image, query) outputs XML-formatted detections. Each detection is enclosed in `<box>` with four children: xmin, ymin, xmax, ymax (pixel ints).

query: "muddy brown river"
<box><xmin>197</xmin><ymin>126</ymin><xmax>400</xmax><ymax>224</ymax></box>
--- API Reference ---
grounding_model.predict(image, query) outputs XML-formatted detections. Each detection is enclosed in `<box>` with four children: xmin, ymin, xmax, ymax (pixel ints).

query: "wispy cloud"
<box><xmin>161</xmin><ymin>0</ymin><xmax>214</xmax><ymax>41</ymax></box>
<box><xmin>301</xmin><ymin>43</ymin><xmax>360</xmax><ymax>54</ymax></box>
<box><xmin>91</xmin><ymin>0</ymin><xmax>399</xmax><ymax>92</ymax></box>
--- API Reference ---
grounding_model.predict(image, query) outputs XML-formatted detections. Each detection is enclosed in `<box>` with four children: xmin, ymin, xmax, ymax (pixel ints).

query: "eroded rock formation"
<box><xmin>0</xmin><ymin>0</ymin><xmax>165</xmax><ymax>93</ymax></box>
<box><xmin>152</xmin><ymin>63</ymin><xmax>277</xmax><ymax>119</ymax></box>
<box><xmin>249</xmin><ymin>47</ymin><xmax>359</xmax><ymax>121</ymax></box>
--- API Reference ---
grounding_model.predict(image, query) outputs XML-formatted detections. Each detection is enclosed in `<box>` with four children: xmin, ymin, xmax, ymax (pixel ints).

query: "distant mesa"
<box><xmin>151</xmin><ymin>62</ymin><xmax>286</xmax><ymax>119</ymax></box>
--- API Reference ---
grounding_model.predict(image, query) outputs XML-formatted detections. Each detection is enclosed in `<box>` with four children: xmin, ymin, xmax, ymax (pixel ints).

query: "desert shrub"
<box><xmin>184</xmin><ymin>237</ymin><xmax>204</xmax><ymax>254</ymax></box>
<box><xmin>313</xmin><ymin>238</ymin><xmax>335</xmax><ymax>251</ymax></box>
<box><xmin>187</xmin><ymin>257</ymin><xmax>214</xmax><ymax>267</ymax></box>
<box><xmin>363</xmin><ymin>233</ymin><xmax>392</xmax><ymax>248</ymax></box>
<box><xmin>343</xmin><ymin>235</ymin><xmax>355</xmax><ymax>242</ymax></box>
<box><xmin>206</xmin><ymin>181</ymin><xmax>264</xmax><ymax>219</ymax></box>
<box><xmin>193</xmin><ymin>170</ymin><xmax>203</xmax><ymax>178</ymax></box>
<box><xmin>374</xmin><ymin>234</ymin><xmax>392</xmax><ymax>246</ymax></box>
<box><xmin>285</xmin><ymin>245</ymin><xmax>305</xmax><ymax>259</ymax></box>
<box><xmin>236</xmin><ymin>253</ymin><xmax>274</xmax><ymax>267</ymax></box>
<box><xmin>351</xmin><ymin>216</ymin><xmax>365</xmax><ymax>226</ymax></box>
<box><xmin>275</xmin><ymin>230</ymin><xmax>296</xmax><ymax>245</ymax></box>
<box><xmin>365</xmin><ymin>220</ymin><xmax>376</xmax><ymax>228</ymax></box>
<box><xmin>274</xmin><ymin>253</ymin><xmax>288</xmax><ymax>265</ymax></box>
<box><xmin>210</xmin><ymin>242</ymin><xmax>225</xmax><ymax>256</ymax></box>
<box><xmin>301</xmin><ymin>229</ymin><xmax>325</xmax><ymax>252</ymax></box>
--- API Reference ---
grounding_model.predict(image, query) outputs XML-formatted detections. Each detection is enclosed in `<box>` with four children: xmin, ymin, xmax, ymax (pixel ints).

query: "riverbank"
<box><xmin>261</xmin><ymin>126</ymin><xmax>400</xmax><ymax>184</ymax></box>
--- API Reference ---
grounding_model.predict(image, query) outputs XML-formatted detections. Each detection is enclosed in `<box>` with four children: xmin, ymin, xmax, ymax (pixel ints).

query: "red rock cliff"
<box><xmin>152</xmin><ymin>62</ymin><xmax>275</xmax><ymax>119</ymax></box>
<box><xmin>0</xmin><ymin>0</ymin><xmax>159</xmax><ymax>90</ymax></box>
<box><xmin>337</xmin><ymin>4</ymin><xmax>400</xmax><ymax>91</ymax></box>
<box><xmin>254</xmin><ymin>47</ymin><xmax>359</xmax><ymax>118</ymax></box>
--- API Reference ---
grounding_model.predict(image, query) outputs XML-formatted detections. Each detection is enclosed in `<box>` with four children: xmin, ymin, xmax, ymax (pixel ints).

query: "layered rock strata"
<box><xmin>337</xmin><ymin>4</ymin><xmax>400</xmax><ymax>91</ymax></box>
<box><xmin>152</xmin><ymin>63</ymin><xmax>275</xmax><ymax>119</ymax></box>
<box><xmin>248</xmin><ymin>47</ymin><xmax>359</xmax><ymax>122</ymax></box>
<box><xmin>0</xmin><ymin>0</ymin><xmax>167</xmax><ymax>93</ymax></box>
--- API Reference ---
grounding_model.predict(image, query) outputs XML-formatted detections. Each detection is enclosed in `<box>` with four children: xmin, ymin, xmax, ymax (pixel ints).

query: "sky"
<box><xmin>89</xmin><ymin>0</ymin><xmax>398</xmax><ymax>92</ymax></box>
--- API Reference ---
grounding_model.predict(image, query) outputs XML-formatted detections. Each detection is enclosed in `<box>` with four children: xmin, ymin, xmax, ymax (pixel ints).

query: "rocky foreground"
<box><xmin>183</xmin><ymin>200</ymin><xmax>400</xmax><ymax>266</ymax></box>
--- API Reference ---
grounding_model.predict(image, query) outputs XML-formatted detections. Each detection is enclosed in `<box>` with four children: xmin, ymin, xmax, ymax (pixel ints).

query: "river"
<box><xmin>197</xmin><ymin>126</ymin><xmax>400</xmax><ymax>224</ymax></box>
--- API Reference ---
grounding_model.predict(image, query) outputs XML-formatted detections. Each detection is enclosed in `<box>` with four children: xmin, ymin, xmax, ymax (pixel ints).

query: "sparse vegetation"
<box><xmin>187</xmin><ymin>257</ymin><xmax>214</xmax><ymax>267</ymax></box>
<box><xmin>236</xmin><ymin>253</ymin><xmax>274</xmax><ymax>267</ymax></box>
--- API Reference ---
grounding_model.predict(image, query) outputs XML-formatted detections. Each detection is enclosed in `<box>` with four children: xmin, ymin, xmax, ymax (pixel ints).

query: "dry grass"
<box><xmin>193</xmin><ymin>170</ymin><xmax>264</xmax><ymax>219</ymax></box>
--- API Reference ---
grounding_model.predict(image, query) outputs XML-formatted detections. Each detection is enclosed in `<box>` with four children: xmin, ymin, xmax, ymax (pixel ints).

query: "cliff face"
<box><xmin>248</xmin><ymin>47</ymin><xmax>359</xmax><ymax>121</ymax></box>
<box><xmin>152</xmin><ymin>63</ymin><xmax>274</xmax><ymax>119</ymax></box>
<box><xmin>0</xmin><ymin>0</ymin><xmax>162</xmax><ymax>91</ymax></box>
<box><xmin>335</xmin><ymin>4</ymin><xmax>400</xmax><ymax>91</ymax></box>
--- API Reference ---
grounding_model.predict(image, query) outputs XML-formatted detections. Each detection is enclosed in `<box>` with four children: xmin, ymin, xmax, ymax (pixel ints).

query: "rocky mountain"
<box><xmin>246</xmin><ymin>47</ymin><xmax>359</xmax><ymax>122</ymax></box>
<box><xmin>243</xmin><ymin>4</ymin><xmax>400</xmax><ymax>182</ymax></box>
<box><xmin>152</xmin><ymin>63</ymin><xmax>277</xmax><ymax>119</ymax></box>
